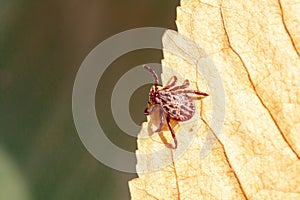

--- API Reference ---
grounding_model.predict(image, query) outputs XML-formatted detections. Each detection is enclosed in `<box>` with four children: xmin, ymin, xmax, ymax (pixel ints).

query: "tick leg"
<box><xmin>144</xmin><ymin>104</ymin><xmax>158</xmax><ymax>115</ymax></box>
<box><xmin>169</xmin><ymin>79</ymin><xmax>190</xmax><ymax>91</ymax></box>
<box><xmin>144</xmin><ymin>108</ymin><xmax>149</xmax><ymax>115</ymax></box>
<box><xmin>144</xmin><ymin>65</ymin><xmax>159</xmax><ymax>88</ymax></box>
<box><xmin>162</xmin><ymin>76</ymin><xmax>177</xmax><ymax>90</ymax></box>
<box><xmin>166</xmin><ymin>116</ymin><xmax>178</xmax><ymax>149</ymax></box>
<box><xmin>176</xmin><ymin>90</ymin><xmax>209</xmax><ymax>96</ymax></box>
<box><xmin>154</xmin><ymin>108</ymin><xmax>164</xmax><ymax>132</ymax></box>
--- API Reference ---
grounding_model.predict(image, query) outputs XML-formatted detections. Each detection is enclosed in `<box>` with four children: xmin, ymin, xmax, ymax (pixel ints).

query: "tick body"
<box><xmin>144</xmin><ymin>66</ymin><xmax>209</xmax><ymax>149</ymax></box>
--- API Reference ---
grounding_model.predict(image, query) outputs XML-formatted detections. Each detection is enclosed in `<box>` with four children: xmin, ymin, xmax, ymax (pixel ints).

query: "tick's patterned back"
<box><xmin>156</xmin><ymin>90</ymin><xmax>195</xmax><ymax>121</ymax></box>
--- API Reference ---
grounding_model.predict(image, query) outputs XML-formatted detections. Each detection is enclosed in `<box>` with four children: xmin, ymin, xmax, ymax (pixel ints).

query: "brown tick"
<box><xmin>144</xmin><ymin>66</ymin><xmax>209</xmax><ymax>149</ymax></box>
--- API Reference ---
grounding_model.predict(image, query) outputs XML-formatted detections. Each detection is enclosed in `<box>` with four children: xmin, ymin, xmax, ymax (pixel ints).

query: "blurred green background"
<box><xmin>0</xmin><ymin>0</ymin><xmax>179</xmax><ymax>199</ymax></box>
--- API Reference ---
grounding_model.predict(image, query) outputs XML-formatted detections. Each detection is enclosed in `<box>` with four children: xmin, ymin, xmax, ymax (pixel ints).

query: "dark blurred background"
<box><xmin>0</xmin><ymin>0</ymin><xmax>179</xmax><ymax>199</ymax></box>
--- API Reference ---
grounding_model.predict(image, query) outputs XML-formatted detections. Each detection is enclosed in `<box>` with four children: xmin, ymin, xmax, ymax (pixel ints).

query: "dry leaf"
<box><xmin>129</xmin><ymin>0</ymin><xmax>300</xmax><ymax>199</ymax></box>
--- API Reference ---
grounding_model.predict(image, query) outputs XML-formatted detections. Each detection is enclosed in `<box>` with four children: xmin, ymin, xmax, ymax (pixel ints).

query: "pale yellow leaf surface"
<box><xmin>129</xmin><ymin>0</ymin><xmax>300</xmax><ymax>199</ymax></box>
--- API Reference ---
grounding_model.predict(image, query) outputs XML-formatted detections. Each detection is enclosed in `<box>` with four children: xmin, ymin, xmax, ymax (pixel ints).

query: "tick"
<box><xmin>144</xmin><ymin>66</ymin><xmax>209</xmax><ymax>149</ymax></box>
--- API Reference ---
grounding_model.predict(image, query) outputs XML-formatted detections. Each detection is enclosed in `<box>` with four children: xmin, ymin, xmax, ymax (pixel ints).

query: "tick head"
<box><xmin>148</xmin><ymin>86</ymin><xmax>157</xmax><ymax>104</ymax></box>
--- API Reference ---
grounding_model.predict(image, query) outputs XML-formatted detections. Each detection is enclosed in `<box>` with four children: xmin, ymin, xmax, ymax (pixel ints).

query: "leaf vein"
<box><xmin>219</xmin><ymin>2</ymin><xmax>300</xmax><ymax>160</ymax></box>
<box><xmin>278</xmin><ymin>0</ymin><xmax>300</xmax><ymax>58</ymax></box>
